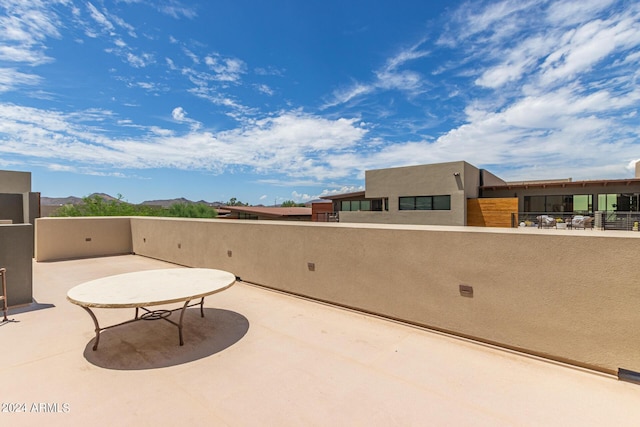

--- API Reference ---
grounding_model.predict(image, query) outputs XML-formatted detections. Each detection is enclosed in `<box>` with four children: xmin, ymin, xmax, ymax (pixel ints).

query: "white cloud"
<box><xmin>204</xmin><ymin>54</ymin><xmax>247</xmax><ymax>82</ymax></box>
<box><xmin>125</xmin><ymin>51</ymin><xmax>154</xmax><ymax>68</ymax></box>
<box><xmin>322</xmin><ymin>83</ymin><xmax>373</xmax><ymax>109</ymax></box>
<box><xmin>171</xmin><ymin>107</ymin><xmax>186</xmax><ymax>121</ymax></box>
<box><xmin>0</xmin><ymin>0</ymin><xmax>62</xmax><ymax>65</ymax></box>
<box><xmin>171</xmin><ymin>107</ymin><xmax>201</xmax><ymax>130</ymax></box>
<box><xmin>86</xmin><ymin>2</ymin><xmax>115</xmax><ymax>34</ymax></box>
<box><xmin>546</xmin><ymin>0</ymin><xmax>616</xmax><ymax>26</ymax></box>
<box><xmin>0</xmin><ymin>105</ymin><xmax>367</xmax><ymax>179</ymax></box>
<box><xmin>0</xmin><ymin>68</ymin><xmax>41</xmax><ymax>92</ymax></box>
<box><xmin>255</xmin><ymin>84</ymin><xmax>274</xmax><ymax>96</ymax></box>
<box><xmin>323</xmin><ymin>41</ymin><xmax>430</xmax><ymax>109</ymax></box>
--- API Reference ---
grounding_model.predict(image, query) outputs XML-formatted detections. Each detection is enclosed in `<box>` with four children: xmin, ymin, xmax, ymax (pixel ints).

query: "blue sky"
<box><xmin>1</xmin><ymin>0</ymin><xmax>640</xmax><ymax>204</ymax></box>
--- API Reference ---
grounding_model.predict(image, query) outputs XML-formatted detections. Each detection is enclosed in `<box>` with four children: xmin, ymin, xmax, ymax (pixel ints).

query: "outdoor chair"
<box><xmin>0</xmin><ymin>268</ymin><xmax>7</xmax><ymax>322</ymax></box>
<box><xmin>536</xmin><ymin>215</ymin><xmax>556</xmax><ymax>228</ymax></box>
<box><xmin>571</xmin><ymin>216</ymin><xmax>593</xmax><ymax>229</ymax></box>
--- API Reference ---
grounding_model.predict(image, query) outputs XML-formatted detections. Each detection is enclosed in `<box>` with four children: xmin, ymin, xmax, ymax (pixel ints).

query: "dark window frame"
<box><xmin>399</xmin><ymin>195</ymin><xmax>451</xmax><ymax>211</ymax></box>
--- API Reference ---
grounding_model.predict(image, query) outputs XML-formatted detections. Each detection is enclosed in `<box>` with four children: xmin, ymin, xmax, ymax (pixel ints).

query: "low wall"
<box><xmin>35</xmin><ymin>217</ymin><xmax>132</xmax><ymax>261</ymax></box>
<box><xmin>0</xmin><ymin>224</ymin><xmax>33</xmax><ymax>306</ymax></box>
<box><xmin>35</xmin><ymin>216</ymin><xmax>640</xmax><ymax>375</ymax></box>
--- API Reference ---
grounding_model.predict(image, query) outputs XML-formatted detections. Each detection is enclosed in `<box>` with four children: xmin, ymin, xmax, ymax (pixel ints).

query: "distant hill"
<box><xmin>42</xmin><ymin>193</ymin><xmax>227</xmax><ymax>207</ymax></box>
<box><xmin>41</xmin><ymin>193</ymin><xmax>122</xmax><ymax>206</ymax></box>
<box><xmin>41</xmin><ymin>196</ymin><xmax>83</xmax><ymax>206</ymax></box>
<box><xmin>41</xmin><ymin>194</ymin><xmax>287</xmax><ymax>208</ymax></box>
<box><xmin>140</xmin><ymin>198</ymin><xmax>224</xmax><ymax>208</ymax></box>
<box><xmin>140</xmin><ymin>197</ymin><xmax>192</xmax><ymax>208</ymax></box>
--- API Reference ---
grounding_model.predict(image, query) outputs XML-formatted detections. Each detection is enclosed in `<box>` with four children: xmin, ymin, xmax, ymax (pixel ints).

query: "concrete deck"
<box><xmin>2</xmin><ymin>255</ymin><xmax>640</xmax><ymax>426</ymax></box>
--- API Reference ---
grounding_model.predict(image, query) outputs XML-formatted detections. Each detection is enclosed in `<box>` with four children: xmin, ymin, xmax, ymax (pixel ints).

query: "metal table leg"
<box><xmin>81</xmin><ymin>306</ymin><xmax>102</xmax><ymax>351</ymax></box>
<box><xmin>78</xmin><ymin>297</ymin><xmax>207</xmax><ymax>350</ymax></box>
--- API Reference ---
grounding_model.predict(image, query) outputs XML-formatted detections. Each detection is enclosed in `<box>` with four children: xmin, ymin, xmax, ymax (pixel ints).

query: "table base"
<box><xmin>81</xmin><ymin>297</ymin><xmax>206</xmax><ymax>351</ymax></box>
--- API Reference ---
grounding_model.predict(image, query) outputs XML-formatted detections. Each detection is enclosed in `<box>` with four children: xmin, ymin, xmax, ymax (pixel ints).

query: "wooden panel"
<box><xmin>467</xmin><ymin>198</ymin><xmax>518</xmax><ymax>227</ymax></box>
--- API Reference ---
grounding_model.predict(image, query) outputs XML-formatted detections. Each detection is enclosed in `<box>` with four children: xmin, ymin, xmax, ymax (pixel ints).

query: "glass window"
<box><xmin>598</xmin><ymin>194</ymin><xmax>618</xmax><ymax>212</ymax></box>
<box><xmin>573</xmin><ymin>195</ymin><xmax>592</xmax><ymax>213</ymax></box>
<box><xmin>545</xmin><ymin>195</ymin><xmax>564</xmax><ymax>212</ymax></box>
<box><xmin>340</xmin><ymin>199</ymin><xmax>382</xmax><ymax>211</ymax></box>
<box><xmin>524</xmin><ymin>196</ymin><xmax>545</xmax><ymax>213</ymax></box>
<box><xmin>399</xmin><ymin>197</ymin><xmax>415</xmax><ymax>210</ymax></box>
<box><xmin>398</xmin><ymin>196</ymin><xmax>450</xmax><ymax>211</ymax></box>
<box><xmin>433</xmin><ymin>195</ymin><xmax>451</xmax><ymax>210</ymax></box>
<box><xmin>415</xmin><ymin>197</ymin><xmax>432</xmax><ymax>210</ymax></box>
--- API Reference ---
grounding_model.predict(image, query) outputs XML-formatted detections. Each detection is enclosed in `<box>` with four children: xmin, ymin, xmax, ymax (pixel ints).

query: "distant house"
<box><xmin>223</xmin><ymin>206</ymin><xmax>312</xmax><ymax>221</ymax></box>
<box><xmin>322</xmin><ymin>161</ymin><xmax>504</xmax><ymax>226</ymax></box>
<box><xmin>322</xmin><ymin>160</ymin><xmax>640</xmax><ymax>228</ymax></box>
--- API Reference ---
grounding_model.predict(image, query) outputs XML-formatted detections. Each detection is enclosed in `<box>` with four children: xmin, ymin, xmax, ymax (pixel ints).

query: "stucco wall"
<box><xmin>35</xmin><ymin>217</ymin><xmax>132</xmax><ymax>261</ymax></box>
<box><xmin>34</xmin><ymin>216</ymin><xmax>640</xmax><ymax>375</ymax></box>
<box><xmin>0</xmin><ymin>194</ymin><xmax>24</xmax><ymax>223</ymax></box>
<box><xmin>0</xmin><ymin>170</ymin><xmax>31</xmax><ymax>193</ymax></box>
<box><xmin>0</xmin><ymin>224</ymin><xmax>33</xmax><ymax>306</ymax></box>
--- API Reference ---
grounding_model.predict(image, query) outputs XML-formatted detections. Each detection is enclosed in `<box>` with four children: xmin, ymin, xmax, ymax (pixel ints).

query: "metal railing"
<box><xmin>599</xmin><ymin>211</ymin><xmax>640</xmax><ymax>231</ymax></box>
<box><xmin>511</xmin><ymin>211</ymin><xmax>640</xmax><ymax>231</ymax></box>
<box><xmin>313</xmin><ymin>212</ymin><xmax>339</xmax><ymax>222</ymax></box>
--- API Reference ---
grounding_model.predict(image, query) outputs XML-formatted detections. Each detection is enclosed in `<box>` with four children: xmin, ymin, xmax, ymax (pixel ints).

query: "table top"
<box><xmin>67</xmin><ymin>268</ymin><xmax>236</xmax><ymax>308</ymax></box>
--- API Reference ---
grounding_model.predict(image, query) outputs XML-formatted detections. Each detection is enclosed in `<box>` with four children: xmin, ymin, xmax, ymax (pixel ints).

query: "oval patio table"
<box><xmin>67</xmin><ymin>268</ymin><xmax>237</xmax><ymax>350</ymax></box>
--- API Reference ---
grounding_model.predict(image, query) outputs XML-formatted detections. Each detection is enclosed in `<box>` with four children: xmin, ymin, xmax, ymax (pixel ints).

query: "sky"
<box><xmin>1</xmin><ymin>0</ymin><xmax>640</xmax><ymax>205</ymax></box>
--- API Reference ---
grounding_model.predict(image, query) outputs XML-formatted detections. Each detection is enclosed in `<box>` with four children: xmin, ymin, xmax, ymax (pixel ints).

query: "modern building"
<box><xmin>0</xmin><ymin>170</ymin><xmax>36</xmax><ymax>306</ymax></box>
<box><xmin>0</xmin><ymin>169</ymin><xmax>40</xmax><ymax>224</ymax></box>
<box><xmin>323</xmin><ymin>160</ymin><xmax>640</xmax><ymax>228</ymax></box>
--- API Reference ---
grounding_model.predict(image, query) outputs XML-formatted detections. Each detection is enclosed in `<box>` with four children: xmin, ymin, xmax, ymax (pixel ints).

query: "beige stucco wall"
<box><xmin>0</xmin><ymin>224</ymin><xmax>33</xmax><ymax>306</ymax></box>
<box><xmin>34</xmin><ymin>216</ymin><xmax>640</xmax><ymax>375</ymax></box>
<box><xmin>35</xmin><ymin>217</ymin><xmax>132</xmax><ymax>261</ymax></box>
<box><xmin>0</xmin><ymin>170</ymin><xmax>31</xmax><ymax>193</ymax></box>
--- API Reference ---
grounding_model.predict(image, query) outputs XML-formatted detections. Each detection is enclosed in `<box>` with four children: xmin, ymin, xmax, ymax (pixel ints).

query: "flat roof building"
<box><xmin>323</xmin><ymin>160</ymin><xmax>640</xmax><ymax>228</ymax></box>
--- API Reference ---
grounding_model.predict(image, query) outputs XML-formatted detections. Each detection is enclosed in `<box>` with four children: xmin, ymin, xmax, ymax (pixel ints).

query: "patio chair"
<box><xmin>536</xmin><ymin>215</ymin><xmax>556</xmax><ymax>228</ymax></box>
<box><xmin>571</xmin><ymin>216</ymin><xmax>593</xmax><ymax>230</ymax></box>
<box><xmin>0</xmin><ymin>268</ymin><xmax>7</xmax><ymax>322</ymax></box>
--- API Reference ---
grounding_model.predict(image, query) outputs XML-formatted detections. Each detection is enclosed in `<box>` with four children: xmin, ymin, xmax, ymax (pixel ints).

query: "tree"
<box><xmin>227</xmin><ymin>197</ymin><xmax>248</xmax><ymax>206</ymax></box>
<box><xmin>53</xmin><ymin>195</ymin><xmax>216</xmax><ymax>218</ymax></box>
<box><xmin>165</xmin><ymin>203</ymin><xmax>217</xmax><ymax>218</ymax></box>
<box><xmin>281</xmin><ymin>200</ymin><xmax>305</xmax><ymax>207</ymax></box>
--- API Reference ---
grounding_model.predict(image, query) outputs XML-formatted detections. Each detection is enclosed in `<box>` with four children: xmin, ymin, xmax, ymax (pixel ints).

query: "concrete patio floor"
<box><xmin>2</xmin><ymin>254</ymin><xmax>640</xmax><ymax>426</ymax></box>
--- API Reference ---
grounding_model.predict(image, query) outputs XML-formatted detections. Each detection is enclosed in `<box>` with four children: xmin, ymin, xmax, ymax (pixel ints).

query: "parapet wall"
<box><xmin>35</xmin><ymin>217</ymin><xmax>132</xmax><ymax>261</ymax></box>
<box><xmin>35</xmin><ymin>216</ymin><xmax>640</xmax><ymax>375</ymax></box>
<box><xmin>0</xmin><ymin>224</ymin><xmax>33</xmax><ymax>306</ymax></box>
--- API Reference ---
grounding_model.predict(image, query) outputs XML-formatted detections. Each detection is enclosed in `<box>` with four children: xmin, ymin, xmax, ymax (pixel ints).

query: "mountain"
<box><xmin>42</xmin><ymin>193</ymin><xmax>228</xmax><ymax>208</ymax></box>
<box><xmin>41</xmin><ymin>196</ymin><xmax>83</xmax><ymax>206</ymax></box>
<box><xmin>41</xmin><ymin>193</ymin><xmax>122</xmax><ymax>206</ymax></box>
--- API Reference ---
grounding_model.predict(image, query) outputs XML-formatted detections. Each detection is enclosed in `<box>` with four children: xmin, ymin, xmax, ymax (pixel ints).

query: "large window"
<box><xmin>399</xmin><ymin>195</ymin><xmax>451</xmax><ymax>210</ymax></box>
<box><xmin>523</xmin><ymin>194</ymin><xmax>592</xmax><ymax>213</ymax></box>
<box><xmin>598</xmin><ymin>193</ymin><xmax>639</xmax><ymax>212</ymax></box>
<box><xmin>340</xmin><ymin>199</ymin><xmax>387</xmax><ymax>211</ymax></box>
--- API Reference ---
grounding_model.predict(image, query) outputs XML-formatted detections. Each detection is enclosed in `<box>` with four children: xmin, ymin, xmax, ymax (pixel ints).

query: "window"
<box><xmin>339</xmin><ymin>199</ymin><xmax>384</xmax><ymax>212</ymax></box>
<box><xmin>399</xmin><ymin>195</ymin><xmax>450</xmax><ymax>210</ymax></box>
<box><xmin>598</xmin><ymin>193</ymin><xmax>639</xmax><ymax>212</ymax></box>
<box><xmin>523</xmin><ymin>195</ymin><xmax>592</xmax><ymax>214</ymax></box>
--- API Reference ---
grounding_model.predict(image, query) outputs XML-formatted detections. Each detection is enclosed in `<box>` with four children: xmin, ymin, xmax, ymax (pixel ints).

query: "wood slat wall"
<box><xmin>467</xmin><ymin>198</ymin><xmax>518</xmax><ymax>227</ymax></box>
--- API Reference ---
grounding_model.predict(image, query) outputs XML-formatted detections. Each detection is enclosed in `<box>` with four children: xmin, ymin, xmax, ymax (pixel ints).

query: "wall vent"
<box><xmin>459</xmin><ymin>284</ymin><xmax>473</xmax><ymax>297</ymax></box>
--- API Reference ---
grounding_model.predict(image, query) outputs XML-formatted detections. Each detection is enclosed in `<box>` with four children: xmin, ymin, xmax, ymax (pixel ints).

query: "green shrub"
<box><xmin>53</xmin><ymin>195</ymin><xmax>217</xmax><ymax>218</ymax></box>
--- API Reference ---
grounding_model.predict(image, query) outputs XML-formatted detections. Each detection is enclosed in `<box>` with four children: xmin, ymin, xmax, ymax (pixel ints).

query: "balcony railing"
<box><xmin>512</xmin><ymin>211</ymin><xmax>640</xmax><ymax>231</ymax></box>
<box><xmin>599</xmin><ymin>211</ymin><xmax>640</xmax><ymax>231</ymax></box>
